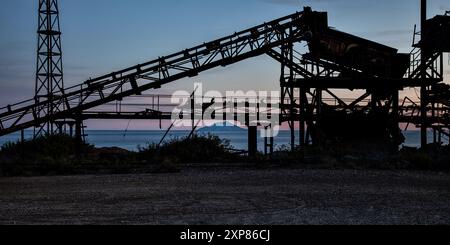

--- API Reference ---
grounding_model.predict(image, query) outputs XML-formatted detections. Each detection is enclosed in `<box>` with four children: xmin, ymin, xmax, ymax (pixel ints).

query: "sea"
<box><xmin>0</xmin><ymin>128</ymin><xmax>437</xmax><ymax>152</ymax></box>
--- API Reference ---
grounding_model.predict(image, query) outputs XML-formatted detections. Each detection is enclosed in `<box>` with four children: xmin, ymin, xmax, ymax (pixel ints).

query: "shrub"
<box><xmin>138</xmin><ymin>134</ymin><xmax>239</xmax><ymax>163</ymax></box>
<box><xmin>0</xmin><ymin>134</ymin><xmax>94</xmax><ymax>176</ymax></box>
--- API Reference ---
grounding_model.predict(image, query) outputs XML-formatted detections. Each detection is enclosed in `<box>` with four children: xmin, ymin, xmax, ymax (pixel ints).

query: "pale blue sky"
<box><xmin>0</xmin><ymin>0</ymin><xmax>449</xmax><ymax>129</ymax></box>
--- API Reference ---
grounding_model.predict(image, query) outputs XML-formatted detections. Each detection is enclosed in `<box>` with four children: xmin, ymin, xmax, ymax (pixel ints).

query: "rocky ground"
<box><xmin>0</xmin><ymin>167</ymin><xmax>449</xmax><ymax>225</ymax></box>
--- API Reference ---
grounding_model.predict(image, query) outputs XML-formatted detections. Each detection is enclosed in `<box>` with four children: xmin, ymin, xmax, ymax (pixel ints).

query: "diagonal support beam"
<box><xmin>266</xmin><ymin>49</ymin><xmax>314</xmax><ymax>78</ymax></box>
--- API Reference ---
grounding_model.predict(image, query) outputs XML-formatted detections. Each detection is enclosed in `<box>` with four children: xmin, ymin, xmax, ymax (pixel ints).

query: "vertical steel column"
<box><xmin>264</xmin><ymin>127</ymin><xmax>274</xmax><ymax>156</ymax></box>
<box><xmin>21</xmin><ymin>130</ymin><xmax>25</xmax><ymax>143</ymax></box>
<box><xmin>248</xmin><ymin>126</ymin><xmax>258</xmax><ymax>157</ymax></box>
<box><xmin>75</xmin><ymin>118</ymin><xmax>82</xmax><ymax>145</ymax></box>
<box><xmin>299</xmin><ymin>89</ymin><xmax>306</xmax><ymax>146</ymax></box>
<box><xmin>74</xmin><ymin>117</ymin><xmax>82</xmax><ymax>156</ymax></box>
<box><xmin>392</xmin><ymin>90</ymin><xmax>400</xmax><ymax>148</ymax></box>
<box><xmin>420</xmin><ymin>0</ymin><xmax>428</xmax><ymax>148</ymax></box>
<box><xmin>315</xmin><ymin>88</ymin><xmax>323</xmax><ymax>146</ymax></box>
<box><xmin>280</xmin><ymin>25</ymin><xmax>296</xmax><ymax>151</ymax></box>
<box><xmin>392</xmin><ymin>91</ymin><xmax>399</xmax><ymax>127</ymax></box>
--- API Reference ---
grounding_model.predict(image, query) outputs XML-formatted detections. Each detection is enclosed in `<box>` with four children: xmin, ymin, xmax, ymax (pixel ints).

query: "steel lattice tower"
<box><xmin>35</xmin><ymin>0</ymin><xmax>64</xmax><ymax>136</ymax></box>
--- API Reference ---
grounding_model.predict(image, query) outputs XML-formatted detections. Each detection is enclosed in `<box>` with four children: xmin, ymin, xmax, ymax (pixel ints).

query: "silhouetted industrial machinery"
<box><xmin>35</xmin><ymin>0</ymin><xmax>67</xmax><ymax>137</ymax></box>
<box><xmin>0</xmin><ymin>0</ymin><xmax>449</xmax><ymax>154</ymax></box>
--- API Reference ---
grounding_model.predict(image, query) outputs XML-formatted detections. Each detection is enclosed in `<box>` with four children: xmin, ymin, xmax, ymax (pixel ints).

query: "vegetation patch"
<box><xmin>0</xmin><ymin>134</ymin><xmax>93</xmax><ymax>176</ymax></box>
<box><xmin>0</xmin><ymin>134</ymin><xmax>244</xmax><ymax>177</ymax></box>
<box><xmin>1</xmin><ymin>134</ymin><xmax>449</xmax><ymax>177</ymax></box>
<box><xmin>138</xmin><ymin>134</ymin><xmax>241</xmax><ymax>164</ymax></box>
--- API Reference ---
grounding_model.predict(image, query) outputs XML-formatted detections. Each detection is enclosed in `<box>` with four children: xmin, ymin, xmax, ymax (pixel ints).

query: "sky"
<box><xmin>0</xmin><ymin>0</ymin><xmax>449</xmax><ymax>130</ymax></box>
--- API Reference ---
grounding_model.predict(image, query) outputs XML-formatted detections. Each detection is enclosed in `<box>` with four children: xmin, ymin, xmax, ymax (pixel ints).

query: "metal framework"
<box><xmin>274</xmin><ymin>46</ymin><xmax>446</xmax><ymax>150</ymax></box>
<box><xmin>34</xmin><ymin>0</ymin><xmax>64</xmax><ymax>136</ymax></box>
<box><xmin>0</xmin><ymin>10</ymin><xmax>313</xmax><ymax>137</ymax></box>
<box><xmin>1</xmin><ymin>3</ymin><xmax>449</xmax><ymax>152</ymax></box>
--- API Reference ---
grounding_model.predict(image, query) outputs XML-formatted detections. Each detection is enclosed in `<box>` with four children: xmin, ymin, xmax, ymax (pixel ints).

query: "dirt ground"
<box><xmin>0</xmin><ymin>167</ymin><xmax>449</xmax><ymax>225</ymax></box>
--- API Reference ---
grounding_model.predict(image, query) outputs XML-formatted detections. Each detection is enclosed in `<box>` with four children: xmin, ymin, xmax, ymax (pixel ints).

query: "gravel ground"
<box><xmin>0</xmin><ymin>168</ymin><xmax>449</xmax><ymax>225</ymax></box>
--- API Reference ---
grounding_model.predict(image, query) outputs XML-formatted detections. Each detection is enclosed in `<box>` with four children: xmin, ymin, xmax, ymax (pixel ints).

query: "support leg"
<box><xmin>248</xmin><ymin>126</ymin><xmax>258</xmax><ymax>157</ymax></box>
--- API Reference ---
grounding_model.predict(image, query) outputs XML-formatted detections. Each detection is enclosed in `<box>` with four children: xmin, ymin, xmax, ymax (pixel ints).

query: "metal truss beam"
<box><xmin>0</xmin><ymin>10</ymin><xmax>316</xmax><ymax>137</ymax></box>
